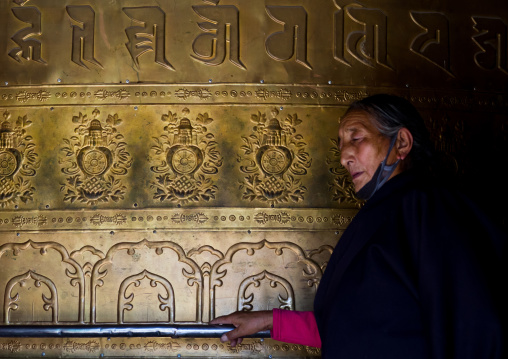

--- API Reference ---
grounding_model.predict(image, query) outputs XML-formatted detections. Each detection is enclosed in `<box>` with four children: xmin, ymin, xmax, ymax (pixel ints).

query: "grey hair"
<box><xmin>344</xmin><ymin>94</ymin><xmax>434</xmax><ymax>168</ymax></box>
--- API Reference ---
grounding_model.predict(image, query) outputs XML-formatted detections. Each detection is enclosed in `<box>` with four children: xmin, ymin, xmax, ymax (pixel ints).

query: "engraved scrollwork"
<box><xmin>0</xmin><ymin>240</ymin><xmax>85</xmax><ymax>323</ymax></box>
<box><xmin>171</xmin><ymin>213</ymin><xmax>209</xmax><ymax>224</ymax></box>
<box><xmin>118</xmin><ymin>270</ymin><xmax>175</xmax><ymax>323</ymax></box>
<box><xmin>63</xmin><ymin>340</ymin><xmax>100</xmax><ymax>353</ymax></box>
<box><xmin>238</xmin><ymin>108</ymin><xmax>311</xmax><ymax>205</ymax></box>
<box><xmin>59</xmin><ymin>109</ymin><xmax>132</xmax><ymax>205</ymax></box>
<box><xmin>238</xmin><ymin>270</ymin><xmax>294</xmax><ymax>311</ymax></box>
<box><xmin>0</xmin><ymin>339</ymin><xmax>22</xmax><ymax>353</ymax></box>
<box><xmin>0</xmin><ymin>111</ymin><xmax>40</xmax><ymax>208</ymax></box>
<box><xmin>150</xmin><ymin>108</ymin><xmax>223</xmax><ymax>205</ymax></box>
<box><xmin>3</xmin><ymin>270</ymin><xmax>58</xmax><ymax>324</ymax></box>
<box><xmin>326</xmin><ymin>137</ymin><xmax>363</xmax><ymax>208</ymax></box>
<box><xmin>187</xmin><ymin>245</ymin><xmax>224</xmax><ymax>278</ymax></box>
<box><xmin>253</xmin><ymin>211</ymin><xmax>291</xmax><ymax>224</ymax></box>
<box><xmin>91</xmin><ymin>239</ymin><xmax>203</xmax><ymax>323</ymax></box>
<box><xmin>70</xmin><ymin>246</ymin><xmax>105</xmax><ymax>277</ymax></box>
<box><xmin>307</xmin><ymin>245</ymin><xmax>334</xmax><ymax>272</ymax></box>
<box><xmin>210</xmin><ymin>240</ymin><xmax>321</xmax><ymax>319</ymax></box>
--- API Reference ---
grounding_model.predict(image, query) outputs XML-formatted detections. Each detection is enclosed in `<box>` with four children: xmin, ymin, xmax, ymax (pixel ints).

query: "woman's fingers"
<box><xmin>210</xmin><ymin>310</ymin><xmax>273</xmax><ymax>347</ymax></box>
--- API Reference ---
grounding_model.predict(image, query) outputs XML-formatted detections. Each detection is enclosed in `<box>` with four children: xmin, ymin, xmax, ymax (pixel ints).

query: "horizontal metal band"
<box><xmin>0</xmin><ymin>325</ymin><xmax>270</xmax><ymax>339</ymax></box>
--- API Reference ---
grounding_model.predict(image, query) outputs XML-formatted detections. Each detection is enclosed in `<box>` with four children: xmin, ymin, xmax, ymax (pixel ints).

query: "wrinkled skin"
<box><xmin>338</xmin><ymin>110</ymin><xmax>412</xmax><ymax>191</ymax></box>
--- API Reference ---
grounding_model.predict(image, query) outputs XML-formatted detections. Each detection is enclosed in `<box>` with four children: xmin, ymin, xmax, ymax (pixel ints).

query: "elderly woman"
<box><xmin>211</xmin><ymin>94</ymin><xmax>505</xmax><ymax>359</ymax></box>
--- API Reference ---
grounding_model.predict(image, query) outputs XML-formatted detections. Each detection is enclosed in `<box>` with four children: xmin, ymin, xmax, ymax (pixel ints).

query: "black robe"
<box><xmin>314</xmin><ymin>170</ymin><xmax>506</xmax><ymax>359</ymax></box>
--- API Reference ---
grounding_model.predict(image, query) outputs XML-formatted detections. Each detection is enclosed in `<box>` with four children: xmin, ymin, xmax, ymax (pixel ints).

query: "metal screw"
<box><xmin>260</xmin><ymin>338</ymin><xmax>264</xmax><ymax>342</ymax></box>
<box><xmin>260</xmin><ymin>80</ymin><xmax>264</xmax><ymax>83</ymax></box>
<box><xmin>335</xmin><ymin>231</ymin><xmax>339</xmax><ymax>235</ymax></box>
<box><xmin>100</xmin><ymin>354</ymin><xmax>104</xmax><ymax>358</ymax></box>
<box><xmin>45</xmin><ymin>205</ymin><xmax>50</xmax><ymax>209</ymax></box>
<box><xmin>279</xmin><ymin>106</ymin><xmax>283</xmax><ymax>110</ymax></box>
<box><xmin>134</xmin><ymin>106</ymin><xmax>138</xmax><ymax>110</ymax></box>
<box><xmin>153</xmin><ymin>230</ymin><xmax>157</xmax><ymax>234</ymax></box>
<box><xmin>110</xmin><ymin>231</ymin><xmax>114</xmax><ymax>235</ymax></box>
<box><xmin>42</xmin><ymin>353</ymin><xmax>46</xmax><ymax>357</ymax></box>
<box><xmin>16</xmin><ymin>233</ymin><xmax>20</xmax><ymax>237</ymax></box>
<box><xmin>328</xmin><ymin>80</ymin><xmax>332</xmax><ymax>84</ymax></box>
<box><xmin>405</xmin><ymin>84</ymin><xmax>409</xmax><ymax>88</ymax></box>
<box><xmin>4</xmin><ymin>82</ymin><xmax>7</xmax><ymax>86</ymax></box>
<box><xmin>208</xmin><ymin>79</ymin><xmax>212</xmax><ymax>83</ymax></box>
<box><xmin>126</xmin><ymin>79</ymin><xmax>130</xmax><ymax>83</ymax></box>
<box><xmin>248</xmin><ymin>230</ymin><xmax>251</xmax><ymax>234</ymax></box>
<box><xmin>57</xmin><ymin>78</ymin><xmax>62</xmax><ymax>83</ymax></box>
<box><xmin>177</xmin><ymin>354</ymin><xmax>181</xmax><ymax>358</ymax></box>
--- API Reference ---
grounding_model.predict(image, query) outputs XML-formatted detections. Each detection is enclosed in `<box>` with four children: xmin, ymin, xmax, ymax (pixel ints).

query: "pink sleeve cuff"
<box><xmin>270</xmin><ymin>308</ymin><xmax>321</xmax><ymax>348</ymax></box>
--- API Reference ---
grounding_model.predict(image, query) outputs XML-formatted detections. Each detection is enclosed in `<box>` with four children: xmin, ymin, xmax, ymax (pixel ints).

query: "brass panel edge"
<box><xmin>0</xmin><ymin>337</ymin><xmax>320</xmax><ymax>358</ymax></box>
<box><xmin>0</xmin><ymin>208</ymin><xmax>356</xmax><ymax>232</ymax></box>
<box><xmin>1</xmin><ymin>85</ymin><xmax>507</xmax><ymax>111</ymax></box>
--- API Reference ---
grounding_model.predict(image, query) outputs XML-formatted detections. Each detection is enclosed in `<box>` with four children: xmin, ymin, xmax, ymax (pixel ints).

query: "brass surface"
<box><xmin>1</xmin><ymin>0</ymin><xmax>508</xmax><ymax>358</ymax></box>
<box><xmin>1</xmin><ymin>0</ymin><xmax>507</xmax><ymax>91</ymax></box>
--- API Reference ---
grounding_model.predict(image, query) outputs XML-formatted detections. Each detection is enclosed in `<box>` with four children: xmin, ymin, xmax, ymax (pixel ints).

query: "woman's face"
<box><xmin>338</xmin><ymin>110</ymin><xmax>401</xmax><ymax>192</ymax></box>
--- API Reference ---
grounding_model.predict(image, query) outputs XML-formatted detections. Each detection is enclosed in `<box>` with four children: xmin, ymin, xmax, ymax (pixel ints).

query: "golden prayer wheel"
<box><xmin>0</xmin><ymin>0</ymin><xmax>506</xmax><ymax>357</ymax></box>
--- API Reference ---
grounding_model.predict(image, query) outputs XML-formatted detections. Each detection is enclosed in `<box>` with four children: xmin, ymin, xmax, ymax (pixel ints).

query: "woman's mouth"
<box><xmin>351</xmin><ymin>171</ymin><xmax>363</xmax><ymax>180</ymax></box>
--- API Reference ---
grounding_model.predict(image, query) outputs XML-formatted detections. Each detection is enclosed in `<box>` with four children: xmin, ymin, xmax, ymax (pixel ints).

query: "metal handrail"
<box><xmin>0</xmin><ymin>324</ymin><xmax>270</xmax><ymax>338</ymax></box>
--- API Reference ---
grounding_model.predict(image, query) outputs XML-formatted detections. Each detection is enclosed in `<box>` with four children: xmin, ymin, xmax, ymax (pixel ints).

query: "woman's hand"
<box><xmin>210</xmin><ymin>310</ymin><xmax>273</xmax><ymax>347</ymax></box>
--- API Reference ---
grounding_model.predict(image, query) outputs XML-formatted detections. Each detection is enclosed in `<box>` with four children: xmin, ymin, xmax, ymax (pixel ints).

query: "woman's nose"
<box><xmin>340</xmin><ymin>146</ymin><xmax>353</xmax><ymax>168</ymax></box>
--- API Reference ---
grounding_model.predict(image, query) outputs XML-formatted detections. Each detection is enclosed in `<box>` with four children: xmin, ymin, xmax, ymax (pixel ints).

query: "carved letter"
<box><xmin>8</xmin><ymin>7</ymin><xmax>46</xmax><ymax>64</ymax></box>
<box><xmin>334</xmin><ymin>2</ymin><xmax>391</xmax><ymax>69</ymax></box>
<box><xmin>123</xmin><ymin>7</ymin><xmax>174</xmax><ymax>70</ymax></box>
<box><xmin>410</xmin><ymin>12</ymin><xmax>452</xmax><ymax>75</ymax></box>
<box><xmin>66</xmin><ymin>6</ymin><xmax>103</xmax><ymax>69</ymax></box>
<box><xmin>472</xmin><ymin>17</ymin><xmax>508</xmax><ymax>74</ymax></box>
<box><xmin>192</xmin><ymin>4</ymin><xmax>245</xmax><ymax>69</ymax></box>
<box><xmin>265</xmin><ymin>6</ymin><xmax>312</xmax><ymax>70</ymax></box>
